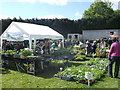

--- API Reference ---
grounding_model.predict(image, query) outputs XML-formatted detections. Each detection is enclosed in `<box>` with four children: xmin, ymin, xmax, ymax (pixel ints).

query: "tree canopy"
<box><xmin>83</xmin><ymin>0</ymin><xmax>114</xmax><ymax>18</ymax></box>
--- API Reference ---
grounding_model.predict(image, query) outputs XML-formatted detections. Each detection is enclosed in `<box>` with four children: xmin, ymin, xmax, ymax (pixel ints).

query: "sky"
<box><xmin>0</xmin><ymin>0</ymin><xmax>119</xmax><ymax>20</ymax></box>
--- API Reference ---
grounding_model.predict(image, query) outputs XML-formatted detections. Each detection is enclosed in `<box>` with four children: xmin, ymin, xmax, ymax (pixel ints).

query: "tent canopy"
<box><xmin>1</xmin><ymin>21</ymin><xmax>63</xmax><ymax>39</ymax></box>
<box><xmin>1</xmin><ymin>21</ymin><xmax>64</xmax><ymax>50</ymax></box>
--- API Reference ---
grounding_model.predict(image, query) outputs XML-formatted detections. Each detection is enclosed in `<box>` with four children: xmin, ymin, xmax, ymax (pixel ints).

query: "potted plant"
<box><xmin>0</xmin><ymin>51</ymin><xmax>6</xmax><ymax>55</ymax></box>
<box><xmin>19</xmin><ymin>49</ymin><xmax>32</xmax><ymax>59</ymax></box>
<box><xmin>3</xmin><ymin>50</ymin><xmax>17</xmax><ymax>58</ymax></box>
<box><xmin>0</xmin><ymin>51</ymin><xmax>6</xmax><ymax>58</ymax></box>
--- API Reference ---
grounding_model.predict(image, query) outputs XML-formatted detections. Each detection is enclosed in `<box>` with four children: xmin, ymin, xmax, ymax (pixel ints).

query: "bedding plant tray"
<box><xmin>54</xmin><ymin>58</ymin><xmax>109</xmax><ymax>85</ymax></box>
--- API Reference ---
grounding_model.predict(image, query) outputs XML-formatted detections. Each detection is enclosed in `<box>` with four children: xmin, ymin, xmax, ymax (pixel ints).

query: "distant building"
<box><xmin>67</xmin><ymin>33</ymin><xmax>82</xmax><ymax>40</ymax></box>
<box><xmin>118</xmin><ymin>1</ymin><xmax>120</xmax><ymax>10</ymax></box>
<box><xmin>82</xmin><ymin>29</ymin><xmax>120</xmax><ymax>40</ymax></box>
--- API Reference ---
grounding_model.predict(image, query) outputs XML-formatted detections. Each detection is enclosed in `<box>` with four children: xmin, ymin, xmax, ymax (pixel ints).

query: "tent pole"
<box><xmin>34</xmin><ymin>38</ymin><xmax>36</xmax><ymax>50</ymax></box>
<box><xmin>29</xmin><ymin>37</ymin><xmax>32</xmax><ymax>51</ymax></box>
<box><xmin>0</xmin><ymin>36</ymin><xmax>3</xmax><ymax>51</ymax></box>
<box><xmin>62</xmin><ymin>37</ymin><xmax>64</xmax><ymax>48</ymax></box>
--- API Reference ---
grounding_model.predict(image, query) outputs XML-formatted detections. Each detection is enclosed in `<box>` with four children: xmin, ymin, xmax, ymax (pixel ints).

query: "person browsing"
<box><xmin>108</xmin><ymin>37</ymin><xmax>120</xmax><ymax>78</ymax></box>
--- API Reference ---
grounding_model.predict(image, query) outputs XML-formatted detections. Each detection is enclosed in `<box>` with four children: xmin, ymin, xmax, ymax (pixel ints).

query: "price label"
<box><xmin>85</xmin><ymin>72</ymin><xmax>94</xmax><ymax>80</ymax></box>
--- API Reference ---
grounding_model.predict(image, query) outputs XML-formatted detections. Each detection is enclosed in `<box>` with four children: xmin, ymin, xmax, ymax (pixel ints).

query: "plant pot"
<box><xmin>20</xmin><ymin>55</ymin><xmax>27</xmax><ymax>59</ymax></box>
<box><xmin>61</xmin><ymin>76</ymin><xmax>72</xmax><ymax>81</ymax></box>
<box><xmin>13</xmin><ymin>54</ymin><xmax>20</xmax><ymax>59</ymax></box>
<box><xmin>1</xmin><ymin>54</ymin><xmax>5</xmax><ymax>58</ymax></box>
<box><xmin>79</xmin><ymin>80</ymin><xmax>87</xmax><ymax>84</ymax></box>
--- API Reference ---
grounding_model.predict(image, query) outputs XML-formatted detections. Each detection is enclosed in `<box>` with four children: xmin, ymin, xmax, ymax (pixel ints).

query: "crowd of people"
<box><xmin>2</xmin><ymin>41</ymin><xmax>25</xmax><ymax>53</ymax></box>
<box><xmin>34</xmin><ymin>39</ymin><xmax>62</xmax><ymax>55</ymax></box>
<box><xmin>1</xmin><ymin>39</ymin><xmax>62</xmax><ymax>55</ymax></box>
<box><xmin>1</xmin><ymin>37</ymin><xmax>118</xmax><ymax>56</ymax></box>
<box><xmin>65</xmin><ymin>37</ymin><xmax>114</xmax><ymax>56</ymax></box>
<box><xmin>1</xmin><ymin>37</ymin><xmax>120</xmax><ymax>78</ymax></box>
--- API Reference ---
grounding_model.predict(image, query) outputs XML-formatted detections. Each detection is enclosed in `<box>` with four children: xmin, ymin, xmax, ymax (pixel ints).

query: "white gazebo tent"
<box><xmin>0</xmin><ymin>21</ymin><xmax>64</xmax><ymax>50</ymax></box>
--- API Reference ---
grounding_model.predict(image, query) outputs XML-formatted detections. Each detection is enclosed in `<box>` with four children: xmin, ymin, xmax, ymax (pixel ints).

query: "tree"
<box><xmin>114</xmin><ymin>10</ymin><xmax>120</xmax><ymax>15</ymax></box>
<box><xmin>83</xmin><ymin>0</ymin><xmax>114</xmax><ymax>18</ymax></box>
<box><xmin>2</xmin><ymin>18</ymin><xmax>12</xmax><ymax>33</ymax></box>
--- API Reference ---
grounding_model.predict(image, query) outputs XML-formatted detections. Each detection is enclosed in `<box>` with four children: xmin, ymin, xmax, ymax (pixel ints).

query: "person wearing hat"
<box><xmin>85</xmin><ymin>41</ymin><xmax>92</xmax><ymax>56</ymax></box>
<box><xmin>92</xmin><ymin>40</ymin><xmax>97</xmax><ymax>54</ymax></box>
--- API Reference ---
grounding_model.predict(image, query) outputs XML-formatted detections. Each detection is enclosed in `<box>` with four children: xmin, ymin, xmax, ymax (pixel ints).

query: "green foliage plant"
<box><xmin>54</xmin><ymin>58</ymin><xmax>108</xmax><ymax>84</ymax></box>
<box><xmin>19</xmin><ymin>49</ymin><xmax>31</xmax><ymax>56</ymax></box>
<box><xmin>1</xmin><ymin>50</ymin><xmax>17</xmax><ymax>55</ymax></box>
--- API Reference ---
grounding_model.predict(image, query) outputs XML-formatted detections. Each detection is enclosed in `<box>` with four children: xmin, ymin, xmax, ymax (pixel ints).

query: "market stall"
<box><xmin>0</xmin><ymin>21</ymin><xmax>64</xmax><ymax>50</ymax></box>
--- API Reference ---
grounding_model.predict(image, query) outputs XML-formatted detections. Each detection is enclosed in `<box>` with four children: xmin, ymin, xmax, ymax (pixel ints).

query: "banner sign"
<box><xmin>7</xmin><ymin>32</ymin><xmax>24</xmax><ymax>41</ymax></box>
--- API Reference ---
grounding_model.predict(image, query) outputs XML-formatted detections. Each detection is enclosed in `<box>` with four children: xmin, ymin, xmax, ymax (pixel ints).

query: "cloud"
<box><xmin>96</xmin><ymin>0</ymin><xmax>119</xmax><ymax>10</ymax></box>
<box><xmin>1</xmin><ymin>0</ymin><xmax>119</xmax><ymax>8</ymax></box>
<box><xmin>18</xmin><ymin>0</ymin><xmax>68</xmax><ymax>5</ymax></box>
<box><xmin>108</xmin><ymin>0</ymin><xmax>119</xmax><ymax>2</ymax></box>
<box><xmin>0</xmin><ymin>0</ymin><xmax>90</xmax><ymax>2</ymax></box>
<box><xmin>18</xmin><ymin>0</ymin><xmax>36</xmax><ymax>3</ymax></box>
<box><xmin>0</xmin><ymin>0</ymin><xmax>34</xmax><ymax>2</ymax></box>
<box><xmin>0</xmin><ymin>15</ymin><xmax>26</xmax><ymax>20</ymax></box>
<box><xmin>1</xmin><ymin>0</ymin><xmax>119</xmax><ymax>11</ymax></box>
<box><xmin>1</xmin><ymin>0</ymin><xmax>120</xmax><ymax>3</ymax></box>
<box><xmin>38</xmin><ymin>15</ymin><xmax>66</xmax><ymax>19</ymax></box>
<box><xmin>71</xmin><ymin>0</ymin><xmax>119</xmax><ymax>10</ymax></box>
<box><xmin>1</xmin><ymin>0</ymin><xmax>69</xmax><ymax>5</ymax></box>
<box><xmin>40</xmin><ymin>0</ymin><xmax>68</xmax><ymax>5</ymax></box>
<box><xmin>75</xmin><ymin>12</ymin><xmax>83</xmax><ymax>18</ymax></box>
<box><xmin>69</xmin><ymin>0</ymin><xmax>94</xmax><ymax>2</ymax></box>
<box><xmin>0</xmin><ymin>15</ymin><xmax>13</xmax><ymax>19</ymax></box>
<box><xmin>119</xmin><ymin>1</ymin><xmax>120</xmax><ymax>9</ymax></box>
<box><xmin>0</xmin><ymin>14</ymin><xmax>66</xmax><ymax>20</ymax></box>
<box><xmin>109</xmin><ymin>0</ymin><xmax>120</xmax><ymax>10</ymax></box>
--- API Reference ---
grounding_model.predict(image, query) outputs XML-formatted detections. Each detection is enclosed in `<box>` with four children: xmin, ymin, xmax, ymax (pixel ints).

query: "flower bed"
<box><xmin>54</xmin><ymin>58</ymin><xmax>108</xmax><ymax>85</ymax></box>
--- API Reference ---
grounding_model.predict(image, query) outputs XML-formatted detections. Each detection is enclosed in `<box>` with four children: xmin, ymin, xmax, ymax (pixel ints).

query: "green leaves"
<box><xmin>1</xmin><ymin>50</ymin><xmax>17</xmax><ymax>55</ymax></box>
<box><xmin>55</xmin><ymin>58</ymin><xmax>108</xmax><ymax>82</ymax></box>
<box><xmin>19</xmin><ymin>49</ymin><xmax>31</xmax><ymax>56</ymax></box>
<box><xmin>83</xmin><ymin>1</ymin><xmax>114</xmax><ymax>18</ymax></box>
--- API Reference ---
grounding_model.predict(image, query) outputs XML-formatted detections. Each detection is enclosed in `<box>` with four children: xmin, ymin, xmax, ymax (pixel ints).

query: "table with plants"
<box><xmin>0</xmin><ymin>49</ymin><xmax>53</xmax><ymax>75</ymax></box>
<box><xmin>53</xmin><ymin>46</ymin><xmax>109</xmax><ymax>86</ymax></box>
<box><xmin>1</xmin><ymin>46</ymin><xmax>110</xmax><ymax>86</ymax></box>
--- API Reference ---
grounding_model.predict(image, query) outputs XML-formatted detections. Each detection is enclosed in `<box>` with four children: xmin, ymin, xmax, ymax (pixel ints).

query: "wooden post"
<box><xmin>41</xmin><ymin>61</ymin><xmax>44</xmax><ymax>70</ymax></box>
<box><xmin>88</xmin><ymin>79</ymin><xmax>90</xmax><ymax>87</ymax></box>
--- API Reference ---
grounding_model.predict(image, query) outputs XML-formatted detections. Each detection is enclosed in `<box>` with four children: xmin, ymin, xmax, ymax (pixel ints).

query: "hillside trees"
<box><xmin>0</xmin><ymin>18</ymin><xmax>81</xmax><ymax>37</ymax></box>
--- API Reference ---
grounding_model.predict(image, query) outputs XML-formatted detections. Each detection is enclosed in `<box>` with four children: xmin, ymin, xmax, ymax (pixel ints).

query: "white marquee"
<box><xmin>1</xmin><ymin>21</ymin><xmax>64</xmax><ymax>50</ymax></box>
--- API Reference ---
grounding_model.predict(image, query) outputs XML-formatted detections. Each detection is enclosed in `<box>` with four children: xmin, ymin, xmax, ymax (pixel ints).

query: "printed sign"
<box><xmin>85</xmin><ymin>72</ymin><xmax>94</xmax><ymax>80</ymax></box>
<box><xmin>7</xmin><ymin>32</ymin><xmax>24</xmax><ymax>41</ymax></box>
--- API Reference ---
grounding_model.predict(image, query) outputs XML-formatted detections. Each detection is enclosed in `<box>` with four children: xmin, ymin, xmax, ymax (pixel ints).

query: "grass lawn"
<box><xmin>1</xmin><ymin>67</ymin><xmax>119</xmax><ymax>89</ymax></box>
<box><xmin>1</xmin><ymin>51</ymin><xmax>120</xmax><ymax>89</ymax></box>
